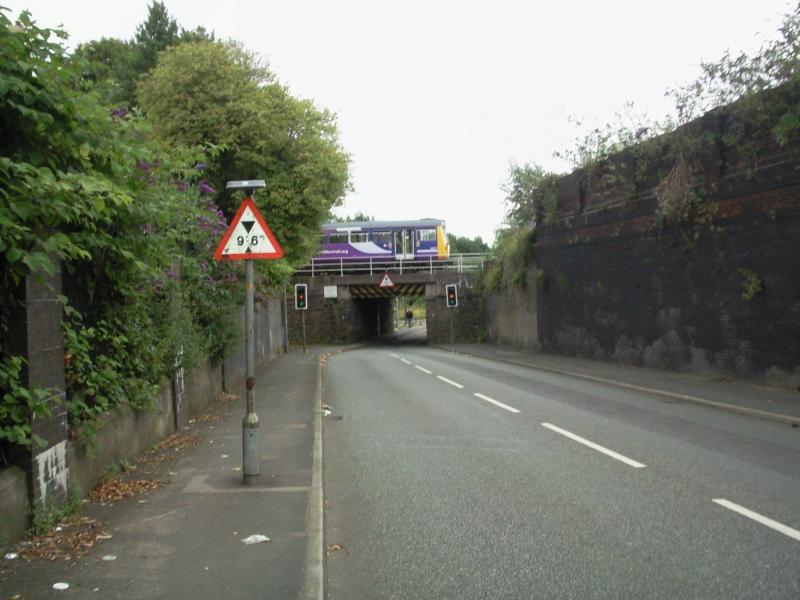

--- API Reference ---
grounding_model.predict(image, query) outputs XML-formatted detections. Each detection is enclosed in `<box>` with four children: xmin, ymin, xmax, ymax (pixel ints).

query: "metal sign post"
<box><xmin>445</xmin><ymin>283</ymin><xmax>458</xmax><ymax>348</ymax></box>
<box><xmin>242</xmin><ymin>258</ymin><xmax>259</xmax><ymax>479</ymax></box>
<box><xmin>302</xmin><ymin>310</ymin><xmax>307</xmax><ymax>353</ymax></box>
<box><xmin>214</xmin><ymin>180</ymin><xmax>284</xmax><ymax>485</ymax></box>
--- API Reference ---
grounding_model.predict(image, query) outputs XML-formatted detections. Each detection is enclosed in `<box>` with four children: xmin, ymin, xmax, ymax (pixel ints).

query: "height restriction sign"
<box><xmin>214</xmin><ymin>198</ymin><xmax>284</xmax><ymax>260</ymax></box>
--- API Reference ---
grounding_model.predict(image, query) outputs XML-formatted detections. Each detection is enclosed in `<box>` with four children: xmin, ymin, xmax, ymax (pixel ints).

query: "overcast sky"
<box><xmin>7</xmin><ymin>1</ymin><xmax>793</xmax><ymax>243</ymax></box>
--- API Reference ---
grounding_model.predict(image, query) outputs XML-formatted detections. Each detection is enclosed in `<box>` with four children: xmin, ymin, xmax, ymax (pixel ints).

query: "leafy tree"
<box><xmin>134</xmin><ymin>1</ymin><xmax>179</xmax><ymax>74</ymax></box>
<box><xmin>0</xmin><ymin>8</ymin><xmax>239</xmax><ymax>449</ymax></box>
<box><xmin>73</xmin><ymin>1</ymin><xmax>214</xmax><ymax>108</ymax></box>
<box><xmin>137</xmin><ymin>40</ymin><xmax>350</xmax><ymax>272</ymax></box>
<box><xmin>448</xmin><ymin>234</ymin><xmax>489</xmax><ymax>254</ymax></box>
<box><xmin>502</xmin><ymin>162</ymin><xmax>560</xmax><ymax>230</ymax></box>
<box><xmin>73</xmin><ymin>37</ymin><xmax>139</xmax><ymax>106</ymax></box>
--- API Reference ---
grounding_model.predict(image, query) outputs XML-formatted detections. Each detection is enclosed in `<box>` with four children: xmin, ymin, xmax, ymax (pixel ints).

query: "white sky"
<box><xmin>7</xmin><ymin>1</ymin><xmax>793</xmax><ymax>243</ymax></box>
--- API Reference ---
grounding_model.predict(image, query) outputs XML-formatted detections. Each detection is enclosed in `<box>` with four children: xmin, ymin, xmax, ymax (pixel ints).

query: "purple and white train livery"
<box><xmin>314</xmin><ymin>219</ymin><xmax>450</xmax><ymax>262</ymax></box>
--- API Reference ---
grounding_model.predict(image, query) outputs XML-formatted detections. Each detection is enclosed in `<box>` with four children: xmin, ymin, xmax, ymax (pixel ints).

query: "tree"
<box><xmin>73</xmin><ymin>1</ymin><xmax>214</xmax><ymax>108</ymax></box>
<box><xmin>0</xmin><ymin>7</ymin><xmax>240</xmax><ymax>449</ymax></box>
<box><xmin>329</xmin><ymin>212</ymin><xmax>374</xmax><ymax>223</ymax></box>
<box><xmin>502</xmin><ymin>162</ymin><xmax>560</xmax><ymax>230</ymax></box>
<box><xmin>137</xmin><ymin>40</ymin><xmax>351</xmax><ymax>270</ymax></box>
<box><xmin>73</xmin><ymin>37</ymin><xmax>139</xmax><ymax>105</ymax></box>
<box><xmin>448</xmin><ymin>234</ymin><xmax>489</xmax><ymax>254</ymax></box>
<box><xmin>134</xmin><ymin>1</ymin><xmax>179</xmax><ymax>74</ymax></box>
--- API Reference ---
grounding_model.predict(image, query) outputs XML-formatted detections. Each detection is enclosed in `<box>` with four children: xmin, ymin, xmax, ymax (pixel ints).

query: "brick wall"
<box><xmin>484</xmin><ymin>266</ymin><xmax>540</xmax><ymax>349</ymax></box>
<box><xmin>426</xmin><ymin>280</ymin><xmax>483</xmax><ymax>345</ymax></box>
<box><xmin>6</xmin><ymin>260</ymin><xmax>69</xmax><ymax>511</ymax></box>
<box><xmin>529</xmin><ymin>92</ymin><xmax>800</xmax><ymax>385</ymax></box>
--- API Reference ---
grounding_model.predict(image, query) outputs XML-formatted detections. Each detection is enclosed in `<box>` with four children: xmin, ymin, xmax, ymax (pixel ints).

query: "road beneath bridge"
<box><xmin>322</xmin><ymin>338</ymin><xmax>800</xmax><ymax>599</ymax></box>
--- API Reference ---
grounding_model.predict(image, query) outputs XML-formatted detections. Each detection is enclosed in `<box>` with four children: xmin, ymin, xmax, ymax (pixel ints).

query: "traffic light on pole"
<box><xmin>295</xmin><ymin>283</ymin><xmax>308</xmax><ymax>310</ymax></box>
<box><xmin>445</xmin><ymin>284</ymin><xmax>458</xmax><ymax>308</ymax></box>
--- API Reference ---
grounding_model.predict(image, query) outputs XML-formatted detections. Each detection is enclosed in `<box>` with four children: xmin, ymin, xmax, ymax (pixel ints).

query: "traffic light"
<box><xmin>445</xmin><ymin>284</ymin><xmax>458</xmax><ymax>308</ymax></box>
<box><xmin>295</xmin><ymin>283</ymin><xmax>308</xmax><ymax>310</ymax></box>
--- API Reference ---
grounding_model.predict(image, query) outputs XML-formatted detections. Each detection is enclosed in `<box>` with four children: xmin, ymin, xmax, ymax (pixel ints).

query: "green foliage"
<box><xmin>137</xmin><ymin>40</ymin><xmax>350</xmax><ymax>271</ymax></box>
<box><xmin>0</xmin><ymin>356</ymin><xmax>50</xmax><ymax>450</ymax></box>
<box><xmin>555</xmin><ymin>103</ymin><xmax>673</xmax><ymax>170</ymax></box>
<box><xmin>739</xmin><ymin>268</ymin><xmax>764</xmax><ymax>301</ymax></box>
<box><xmin>72</xmin><ymin>1</ymin><xmax>214</xmax><ymax>108</ymax></box>
<box><xmin>329</xmin><ymin>212</ymin><xmax>374</xmax><ymax>223</ymax></box>
<box><xmin>73</xmin><ymin>37</ymin><xmax>139</xmax><ymax>106</ymax></box>
<box><xmin>503</xmin><ymin>162</ymin><xmax>561</xmax><ymax>229</ymax></box>
<box><xmin>0</xmin><ymin>9</ymin><xmax>133</xmax><ymax>287</ymax></box>
<box><xmin>30</xmin><ymin>487</ymin><xmax>83</xmax><ymax>536</ymax></box>
<box><xmin>1</xmin><ymin>4</ymin><xmax>348</xmax><ymax>452</ymax></box>
<box><xmin>134</xmin><ymin>1</ymin><xmax>179</xmax><ymax>73</ymax></box>
<box><xmin>448</xmin><ymin>234</ymin><xmax>490</xmax><ymax>254</ymax></box>
<box><xmin>481</xmin><ymin>227</ymin><xmax>536</xmax><ymax>294</ymax></box>
<box><xmin>654</xmin><ymin>152</ymin><xmax>718</xmax><ymax>243</ymax></box>
<box><xmin>0</xmin><ymin>9</ymin><xmax>245</xmax><ymax>448</ymax></box>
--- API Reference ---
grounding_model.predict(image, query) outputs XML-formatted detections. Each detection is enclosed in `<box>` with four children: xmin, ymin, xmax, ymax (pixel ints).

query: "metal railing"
<box><xmin>295</xmin><ymin>253</ymin><xmax>489</xmax><ymax>277</ymax></box>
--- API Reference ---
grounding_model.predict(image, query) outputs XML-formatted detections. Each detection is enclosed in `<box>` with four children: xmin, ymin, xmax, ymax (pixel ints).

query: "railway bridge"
<box><xmin>287</xmin><ymin>255</ymin><xmax>486</xmax><ymax>345</ymax></box>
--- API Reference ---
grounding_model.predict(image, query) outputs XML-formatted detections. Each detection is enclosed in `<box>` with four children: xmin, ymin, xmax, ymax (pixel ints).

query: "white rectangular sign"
<box><xmin>323</xmin><ymin>285</ymin><xmax>338</xmax><ymax>299</ymax></box>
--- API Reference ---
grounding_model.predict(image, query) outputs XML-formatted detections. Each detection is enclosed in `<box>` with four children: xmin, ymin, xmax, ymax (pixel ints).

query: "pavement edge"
<box><xmin>437</xmin><ymin>345</ymin><xmax>800</xmax><ymax>426</ymax></box>
<box><xmin>301</xmin><ymin>353</ymin><xmax>324</xmax><ymax>600</ymax></box>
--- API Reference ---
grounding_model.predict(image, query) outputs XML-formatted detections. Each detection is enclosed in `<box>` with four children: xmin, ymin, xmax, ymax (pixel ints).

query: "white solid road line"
<box><xmin>390</xmin><ymin>353</ymin><xmax>400</xmax><ymax>359</ymax></box>
<box><xmin>415</xmin><ymin>365</ymin><xmax>433</xmax><ymax>375</ymax></box>
<box><xmin>541</xmin><ymin>422</ymin><xmax>647</xmax><ymax>468</ymax></box>
<box><xmin>474</xmin><ymin>393</ymin><xmax>521</xmax><ymax>414</ymax></box>
<box><xmin>400</xmin><ymin>358</ymin><xmax>412</xmax><ymax>365</ymax></box>
<box><xmin>712</xmin><ymin>499</ymin><xmax>800</xmax><ymax>542</ymax></box>
<box><xmin>436</xmin><ymin>375</ymin><xmax>465</xmax><ymax>389</ymax></box>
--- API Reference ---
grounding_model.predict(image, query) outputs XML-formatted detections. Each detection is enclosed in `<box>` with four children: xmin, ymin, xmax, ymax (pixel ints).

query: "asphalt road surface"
<box><xmin>322</xmin><ymin>337</ymin><xmax>800</xmax><ymax>599</ymax></box>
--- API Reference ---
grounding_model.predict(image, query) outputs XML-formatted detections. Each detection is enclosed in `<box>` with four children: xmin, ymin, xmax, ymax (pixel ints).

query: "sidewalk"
<box><xmin>0</xmin><ymin>349</ymin><xmax>325</xmax><ymax>600</ymax></box>
<box><xmin>438</xmin><ymin>343</ymin><xmax>800</xmax><ymax>424</ymax></box>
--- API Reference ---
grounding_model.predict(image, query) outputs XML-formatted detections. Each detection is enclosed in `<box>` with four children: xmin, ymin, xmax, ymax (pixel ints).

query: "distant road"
<box><xmin>322</xmin><ymin>344</ymin><xmax>800</xmax><ymax>599</ymax></box>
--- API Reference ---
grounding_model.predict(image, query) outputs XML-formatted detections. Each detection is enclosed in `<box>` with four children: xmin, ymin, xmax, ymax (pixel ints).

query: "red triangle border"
<box><xmin>213</xmin><ymin>197</ymin><xmax>284</xmax><ymax>261</ymax></box>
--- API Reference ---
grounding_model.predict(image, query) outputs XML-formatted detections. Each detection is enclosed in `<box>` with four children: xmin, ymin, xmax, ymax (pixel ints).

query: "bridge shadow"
<box><xmin>372</xmin><ymin>326</ymin><xmax>428</xmax><ymax>347</ymax></box>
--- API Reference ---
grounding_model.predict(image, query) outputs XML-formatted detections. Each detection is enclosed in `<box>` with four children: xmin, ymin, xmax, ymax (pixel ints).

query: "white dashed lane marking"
<box><xmin>713</xmin><ymin>499</ymin><xmax>800</xmax><ymax>542</ymax></box>
<box><xmin>541</xmin><ymin>422</ymin><xmax>646</xmax><ymax>468</ymax></box>
<box><xmin>474</xmin><ymin>393</ymin><xmax>520</xmax><ymax>414</ymax></box>
<box><xmin>436</xmin><ymin>375</ymin><xmax>464</xmax><ymax>389</ymax></box>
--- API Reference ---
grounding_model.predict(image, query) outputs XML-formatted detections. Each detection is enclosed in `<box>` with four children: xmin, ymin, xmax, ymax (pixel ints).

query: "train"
<box><xmin>313</xmin><ymin>218</ymin><xmax>450</xmax><ymax>262</ymax></box>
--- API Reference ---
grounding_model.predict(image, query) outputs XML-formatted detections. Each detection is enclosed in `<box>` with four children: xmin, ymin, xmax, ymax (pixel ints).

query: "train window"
<box><xmin>372</xmin><ymin>231</ymin><xmax>392</xmax><ymax>245</ymax></box>
<box><xmin>350</xmin><ymin>232</ymin><xmax>368</xmax><ymax>243</ymax></box>
<box><xmin>319</xmin><ymin>234</ymin><xmax>327</xmax><ymax>245</ymax></box>
<box><xmin>329</xmin><ymin>233</ymin><xmax>348</xmax><ymax>244</ymax></box>
<box><xmin>417</xmin><ymin>229</ymin><xmax>437</xmax><ymax>242</ymax></box>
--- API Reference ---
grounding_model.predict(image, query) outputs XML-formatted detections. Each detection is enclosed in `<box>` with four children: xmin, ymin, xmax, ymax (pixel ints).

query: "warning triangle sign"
<box><xmin>379</xmin><ymin>273</ymin><xmax>395</xmax><ymax>288</ymax></box>
<box><xmin>214</xmin><ymin>198</ymin><xmax>284</xmax><ymax>261</ymax></box>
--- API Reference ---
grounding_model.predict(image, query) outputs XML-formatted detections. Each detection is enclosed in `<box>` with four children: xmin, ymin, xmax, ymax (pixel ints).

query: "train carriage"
<box><xmin>314</xmin><ymin>218</ymin><xmax>450</xmax><ymax>263</ymax></box>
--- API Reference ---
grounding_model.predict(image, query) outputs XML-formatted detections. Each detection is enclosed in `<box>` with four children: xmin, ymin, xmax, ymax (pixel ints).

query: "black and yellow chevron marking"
<box><xmin>349</xmin><ymin>284</ymin><xmax>425</xmax><ymax>298</ymax></box>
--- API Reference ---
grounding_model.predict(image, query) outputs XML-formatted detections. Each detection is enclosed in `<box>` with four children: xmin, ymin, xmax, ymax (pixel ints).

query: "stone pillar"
<box><xmin>7</xmin><ymin>260</ymin><xmax>69</xmax><ymax>512</ymax></box>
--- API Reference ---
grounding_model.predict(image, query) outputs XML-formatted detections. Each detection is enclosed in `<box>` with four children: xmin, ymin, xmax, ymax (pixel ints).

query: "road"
<box><xmin>322</xmin><ymin>332</ymin><xmax>800</xmax><ymax>599</ymax></box>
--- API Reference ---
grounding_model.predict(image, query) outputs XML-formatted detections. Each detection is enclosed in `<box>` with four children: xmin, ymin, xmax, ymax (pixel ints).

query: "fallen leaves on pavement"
<box><xmin>152</xmin><ymin>430</ymin><xmax>199</xmax><ymax>452</ymax></box>
<box><xmin>17</xmin><ymin>517</ymin><xmax>108</xmax><ymax>562</ymax></box>
<box><xmin>90</xmin><ymin>476</ymin><xmax>164</xmax><ymax>504</ymax></box>
<box><xmin>326</xmin><ymin>543</ymin><xmax>349</xmax><ymax>556</ymax></box>
<box><xmin>196</xmin><ymin>413</ymin><xmax>221</xmax><ymax>423</ymax></box>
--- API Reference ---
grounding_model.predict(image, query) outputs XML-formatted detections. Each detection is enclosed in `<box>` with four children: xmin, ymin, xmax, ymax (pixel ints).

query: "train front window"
<box><xmin>329</xmin><ymin>233</ymin><xmax>348</xmax><ymax>244</ymax></box>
